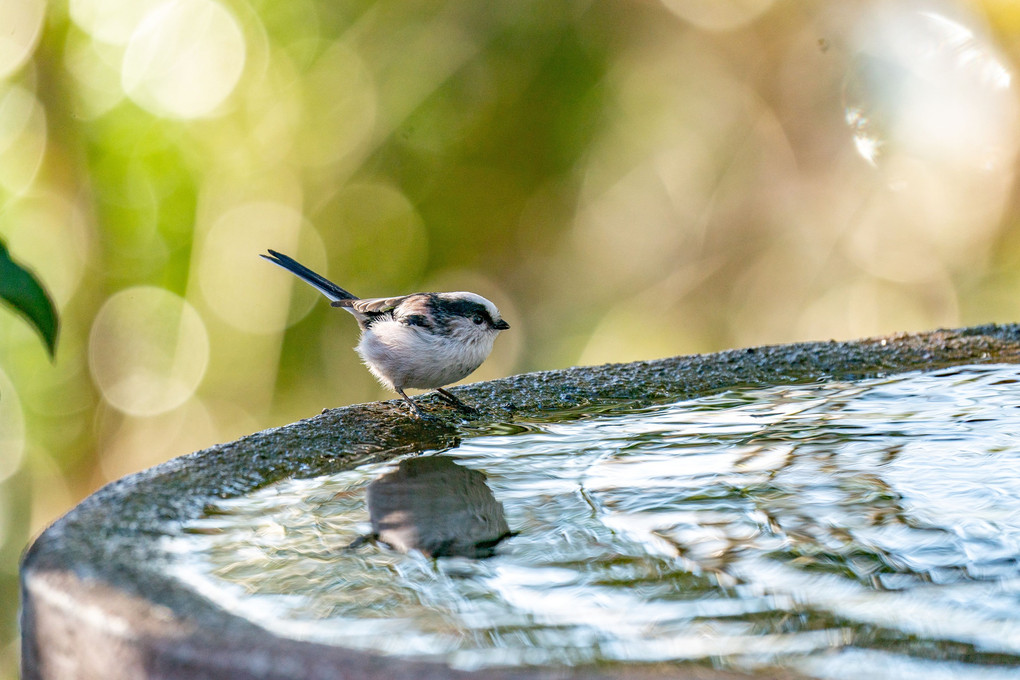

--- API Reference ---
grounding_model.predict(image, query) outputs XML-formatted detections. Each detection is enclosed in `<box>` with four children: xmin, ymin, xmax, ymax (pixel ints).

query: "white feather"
<box><xmin>357</xmin><ymin>312</ymin><xmax>499</xmax><ymax>390</ymax></box>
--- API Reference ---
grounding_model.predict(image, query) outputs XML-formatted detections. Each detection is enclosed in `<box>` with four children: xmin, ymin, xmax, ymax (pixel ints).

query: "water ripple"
<box><xmin>167</xmin><ymin>364</ymin><xmax>1020</xmax><ymax>677</ymax></box>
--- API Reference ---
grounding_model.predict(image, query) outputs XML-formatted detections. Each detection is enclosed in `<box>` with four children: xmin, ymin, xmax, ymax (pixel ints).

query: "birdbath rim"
<box><xmin>21</xmin><ymin>323</ymin><xmax>1020</xmax><ymax>680</ymax></box>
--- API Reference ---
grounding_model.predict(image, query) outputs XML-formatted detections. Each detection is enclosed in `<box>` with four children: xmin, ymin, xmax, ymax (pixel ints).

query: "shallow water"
<box><xmin>167</xmin><ymin>364</ymin><xmax>1020</xmax><ymax>678</ymax></box>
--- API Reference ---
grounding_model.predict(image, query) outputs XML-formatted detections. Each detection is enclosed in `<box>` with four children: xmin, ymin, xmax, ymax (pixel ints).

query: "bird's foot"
<box><xmin>435</xmin><ymin>388</ymin><xmax>477</xmax><ymax>414</ymax></box>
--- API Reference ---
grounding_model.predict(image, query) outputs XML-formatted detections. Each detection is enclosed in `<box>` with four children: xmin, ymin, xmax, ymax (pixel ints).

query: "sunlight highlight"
<box><xmin>121</xmin><ymin>0</ymin><xmax>246</xmax><ymax>119</ymax></box>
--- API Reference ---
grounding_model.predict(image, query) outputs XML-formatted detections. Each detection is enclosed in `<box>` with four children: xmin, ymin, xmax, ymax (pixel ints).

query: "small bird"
<box><xmin>261</xmin><ymin>250</ymin><xmax>509</xmax><ymax>418</ymax></box>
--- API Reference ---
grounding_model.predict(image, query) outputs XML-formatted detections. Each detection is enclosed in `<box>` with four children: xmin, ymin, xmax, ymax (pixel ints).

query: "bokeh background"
<box><xmin>4</xmin><ymin>0</ymin><xmax>1020</xmax><ymax>675</ymax></box>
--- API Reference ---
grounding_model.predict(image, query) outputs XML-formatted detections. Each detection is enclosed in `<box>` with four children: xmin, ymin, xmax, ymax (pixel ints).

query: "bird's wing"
<box><xmin>334</xmin><ymin>295</ymin><xmax>412</xmax><ymax>314</ymax></box>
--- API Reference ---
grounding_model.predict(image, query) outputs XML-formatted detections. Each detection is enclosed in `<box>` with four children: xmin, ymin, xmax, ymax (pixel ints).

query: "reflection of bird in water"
<box><xmin>356</xmin><ymin>455</ymin><xmax>513</xmax><ymax>558</ymax></box>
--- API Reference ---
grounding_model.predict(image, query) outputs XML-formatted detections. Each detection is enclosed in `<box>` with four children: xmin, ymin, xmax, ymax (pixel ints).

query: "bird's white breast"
<box><xmin>356</xmin><ymin>319</ymin><xmax>496</xmax><ymax>391</ymax></box>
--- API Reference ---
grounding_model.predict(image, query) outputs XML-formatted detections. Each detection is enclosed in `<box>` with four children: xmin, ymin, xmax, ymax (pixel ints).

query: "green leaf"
<box><xmin>0</xmin><ymin>240</ymin><xmax>58</xmax><ymax>358</ymax></box>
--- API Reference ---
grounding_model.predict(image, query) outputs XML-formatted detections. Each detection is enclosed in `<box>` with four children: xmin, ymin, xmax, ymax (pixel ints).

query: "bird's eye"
<box><xmin>472</xmin><ymin>314</ymin><xmax>484</xmax><ymax>325</ymax></box>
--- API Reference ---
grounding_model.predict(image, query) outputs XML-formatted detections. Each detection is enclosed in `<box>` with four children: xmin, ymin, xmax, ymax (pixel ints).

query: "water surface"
<box><xmin>167</xmin><ymin>364</ymin><xmax>1020</xmax><ymax>678</ymax></box>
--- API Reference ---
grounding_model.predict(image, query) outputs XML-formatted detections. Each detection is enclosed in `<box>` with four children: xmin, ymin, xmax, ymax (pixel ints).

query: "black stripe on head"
<box><xmin>430</xmin><ymin>295</ymin><xmax>500</xmax><ymax>329</ymax></box>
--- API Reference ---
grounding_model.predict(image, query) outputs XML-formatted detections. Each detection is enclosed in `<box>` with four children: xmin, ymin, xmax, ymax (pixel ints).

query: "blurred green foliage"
<box><xmin>4</xmin><ymin>0</ymin><xmax>1020</xmax><ymax>677</ymax></box>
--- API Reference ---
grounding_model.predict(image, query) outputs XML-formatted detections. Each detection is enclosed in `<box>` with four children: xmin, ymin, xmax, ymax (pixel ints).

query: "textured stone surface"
<box><xmin>21</xmin><ymin>324</ymin><xmax>1020</xmax><ymax>679</ymax></box>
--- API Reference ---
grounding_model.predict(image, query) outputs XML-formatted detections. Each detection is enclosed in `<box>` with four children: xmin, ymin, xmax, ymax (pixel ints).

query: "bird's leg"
<box><xmin>396</xmin><ymin>388</ymin><xmax>428</xmax><ymax>419</ymax></box>
<box><xmin>435</xmin><ymin>387</ymin><xmax>477</xmax><ymax>413</ymax></box>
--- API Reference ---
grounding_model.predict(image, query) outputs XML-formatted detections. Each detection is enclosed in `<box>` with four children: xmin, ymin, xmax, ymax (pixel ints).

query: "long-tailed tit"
<box><xmin>261</xmin><ymin>250</ymin><xmax>510</xmax><ymax>418</ymax></box>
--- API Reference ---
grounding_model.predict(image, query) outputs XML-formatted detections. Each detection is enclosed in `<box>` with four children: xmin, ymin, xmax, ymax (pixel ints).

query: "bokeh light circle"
<box><xmin>122</xmin><ymin>0</ymin><xmax>246</xmax><ymax>119</ymax></box>
<box><xmin>0</xmin><ymin>367</ymin><xmax>26</xmax><ymax>484</ymax></box>
<box><xmin>0</xmin><ymin>0</ymin><xmax>44</xmax><ymax>78</ymax></box>
<box><xmin>845</xmin><ymin>8</ymin><xmax>1018</xmax><ymax>170</ymax></box>
<box><xmin>63</xmin><ymin>30</ymin><xmax>128</xmax><ymax>119</ymax></box>
<box><xmin>0</xmin><ymin>83</ymin><xmax>47</xmax><ymax>195</ymax></box>
<box><xmin>69</xmin><ymin>0</ymin><xmax>165</xmax><ymax>45</ymax></box>
<box><xmin>197</xmin><ymin>201</ymin><xmax>326</xmax><ymax>334</ymax></box>
<box><xmin>89</xmin><ymin>286</ymin><xmax>210</xmax><ymax>416</ymax></box>
<box><xmin>296</xmin><ymin>42</ymin><xmax>377</xmax><ymax>168</ymax></box>
<box><xmin>324</xmin><ymin>183</ymin><xmax>428</xmax><ymax>290</ymax></box>
<box><xmin>3</xmin><ymin>193</ymin><xmax>91</xmax><ymax>307</ymax></box>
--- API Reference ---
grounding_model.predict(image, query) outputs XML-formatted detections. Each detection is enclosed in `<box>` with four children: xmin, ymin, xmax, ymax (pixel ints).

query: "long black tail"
<box><xmin>260</xmin><ymin>250</ymin><xmax>358</xmax><ymax>302</ymax></box>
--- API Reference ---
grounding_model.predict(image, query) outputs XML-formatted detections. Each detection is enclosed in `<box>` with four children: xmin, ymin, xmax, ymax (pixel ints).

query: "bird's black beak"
<box><xmin>494</xmin><ymin>319</ymin><xmax>510</xmax><ymax>330</ymax></box>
